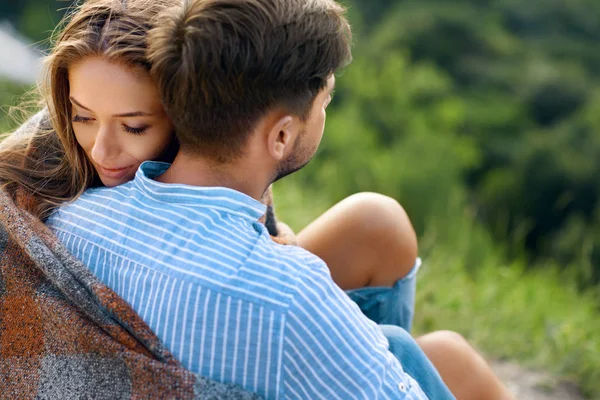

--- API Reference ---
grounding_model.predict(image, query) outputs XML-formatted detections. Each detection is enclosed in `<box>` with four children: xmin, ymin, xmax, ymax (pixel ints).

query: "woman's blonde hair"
<box><xmin>0</xmin><ymin>0</ymin><xmax>179</xmax><ymax>219</ymax></box>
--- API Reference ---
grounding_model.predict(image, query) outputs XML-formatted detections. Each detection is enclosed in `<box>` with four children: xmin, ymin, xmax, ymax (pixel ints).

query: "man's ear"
<box><xmin>266</xmin><ymin>114</ymin><xmax>298</xmax><ymax>161</ymax></box>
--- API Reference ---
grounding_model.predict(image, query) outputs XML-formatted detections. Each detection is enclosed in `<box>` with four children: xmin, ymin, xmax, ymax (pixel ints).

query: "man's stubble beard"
<box><xmin>272</xmin><ymin>131</ymin><xmax>318</xmax><ymax>184</ymax></box>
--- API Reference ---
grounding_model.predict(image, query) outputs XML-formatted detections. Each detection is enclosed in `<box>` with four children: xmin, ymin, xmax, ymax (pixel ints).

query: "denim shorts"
<box><xmin>346</xmin><ymin>258</ymin><xmax>421</xmax><ymax>332</ymax></box>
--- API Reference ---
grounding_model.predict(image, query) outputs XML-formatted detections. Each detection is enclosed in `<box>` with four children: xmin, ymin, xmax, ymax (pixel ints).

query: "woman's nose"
<box><xmin>90</xmin><ymin>126</ymin><xmax>120</xmax><ymax>165</ymax></box>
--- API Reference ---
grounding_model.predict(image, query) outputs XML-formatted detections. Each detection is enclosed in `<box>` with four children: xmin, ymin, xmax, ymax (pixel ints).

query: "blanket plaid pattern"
<box><xmin>0</xmin><ymin>186</ymin><xmax>260</xmax><ymax>399</ymax></box>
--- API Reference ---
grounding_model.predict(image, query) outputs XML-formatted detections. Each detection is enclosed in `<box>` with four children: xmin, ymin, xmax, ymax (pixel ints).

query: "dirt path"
<box><xmin>492</xmin><ymin>361</ymin><xmax>586</xmax><ymax>400</ymax></box>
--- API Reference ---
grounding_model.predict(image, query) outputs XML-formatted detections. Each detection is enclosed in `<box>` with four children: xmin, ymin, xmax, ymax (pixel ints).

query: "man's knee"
<box><xmin>344</xmin><ymin>192</ymin><xmax>418</xmax><ymax>285</ymax></box>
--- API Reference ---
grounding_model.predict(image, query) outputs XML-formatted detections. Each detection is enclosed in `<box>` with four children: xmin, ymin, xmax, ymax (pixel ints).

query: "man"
<box><xmin>48</xmin><ymin>0</ymin><xmax>428</xmax><ymax>398</ymax></box>
<box><xmin>48</xmin><ymin>0</ymin><xmax>510</xmax><ymax>399</ymax></box>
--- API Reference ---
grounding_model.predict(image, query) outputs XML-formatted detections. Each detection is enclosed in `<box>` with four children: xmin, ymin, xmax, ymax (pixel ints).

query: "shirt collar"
<box><xmin>132</xmin><ymin>161</ymin><xmax>267</xmax><ymax>221</ymax></box>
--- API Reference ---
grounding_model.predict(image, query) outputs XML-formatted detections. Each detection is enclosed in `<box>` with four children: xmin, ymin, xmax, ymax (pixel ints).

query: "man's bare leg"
<box><xmin>417</xmin><ymin>331</ymin><xmax>515</xmax><ymax>400</ymax></box>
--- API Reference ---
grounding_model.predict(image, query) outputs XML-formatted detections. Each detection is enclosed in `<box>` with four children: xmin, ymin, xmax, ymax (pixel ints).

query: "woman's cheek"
<box><xmin>127</xmin><ymin>135</ymin><xmax>158</xmax><ymax>163</ymax></box>
<box><xmin>72</xmin><ymin>127</ymin><xmax>94</xmax><ymax>154</ymax></box>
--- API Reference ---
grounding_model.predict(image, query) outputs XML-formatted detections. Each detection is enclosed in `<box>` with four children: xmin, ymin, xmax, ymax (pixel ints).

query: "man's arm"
<box><xmin>281</xmin><ymin>256</ymin><xmax>427</xmax><ymax>400</ymax></box>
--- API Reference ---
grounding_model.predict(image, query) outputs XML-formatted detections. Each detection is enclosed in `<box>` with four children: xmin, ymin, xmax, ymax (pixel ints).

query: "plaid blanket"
<box><xmin>0</xmin><ymin>186</ymin><xmax>260</xmax><ymax>399</ymax></box>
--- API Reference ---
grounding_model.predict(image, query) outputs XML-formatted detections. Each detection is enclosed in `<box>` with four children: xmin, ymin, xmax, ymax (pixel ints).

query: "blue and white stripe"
<box><xmin>47</xmin><ymin>161</ymin><xmax>427</xmax><ymax>399</ymax></box>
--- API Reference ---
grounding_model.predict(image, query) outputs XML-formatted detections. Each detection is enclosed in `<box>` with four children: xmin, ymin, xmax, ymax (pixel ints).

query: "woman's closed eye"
<box><xmin>72</xmin><ymin>114</ymin><xmax>93</xmax><ymax>124</ymax></box>
<box><xmin>72</xmin><ymin>114</ymin><xmax>147</xmax><ymax>135</ymax></box>
<box><xmin>122</xmin><ymin>124</ymin><xmax>148</xmax><ymax>135</ymax></box>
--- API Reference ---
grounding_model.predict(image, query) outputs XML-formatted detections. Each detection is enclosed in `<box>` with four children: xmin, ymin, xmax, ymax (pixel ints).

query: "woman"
<box><xmin>0</xmin><ymin>0</ymin><xmax>511</xmax><ymax>398</ymax></box>
<box><xmin>0</xmin><ymin>1</ymin><xmax>260</xmax><ymax>398</ymax></box>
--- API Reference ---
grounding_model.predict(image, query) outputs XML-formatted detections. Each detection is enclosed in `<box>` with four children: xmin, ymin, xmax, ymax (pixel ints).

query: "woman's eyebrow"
<box><xmin>69</xmin><ymin>96</ymin><xmax>92</xmax><ymax>111</ymax></box>
<box><xmin>113</xmin><ymin>111</ymin><xmax>154</xmax><ymax>117</ymax></box>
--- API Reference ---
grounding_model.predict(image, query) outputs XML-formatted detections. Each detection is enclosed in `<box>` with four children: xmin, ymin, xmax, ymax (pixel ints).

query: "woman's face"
<box><xmin>68</xmin><ymin>57</ymin><xmax>174</xmax><ymax>187</ymax></box>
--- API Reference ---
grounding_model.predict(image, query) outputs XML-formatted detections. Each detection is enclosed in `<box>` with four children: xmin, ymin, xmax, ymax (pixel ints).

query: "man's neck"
<box><xmin>155</xmin><ymin>152</ymin><xmax>268</xmax><ymax>201</ymax></box>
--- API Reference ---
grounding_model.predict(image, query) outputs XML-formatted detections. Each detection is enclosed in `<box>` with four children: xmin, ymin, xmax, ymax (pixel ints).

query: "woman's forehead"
<box><xmin>68</xmin><ymin>57</ymin><xmax>163</xmax><ymax>114</ymax></box>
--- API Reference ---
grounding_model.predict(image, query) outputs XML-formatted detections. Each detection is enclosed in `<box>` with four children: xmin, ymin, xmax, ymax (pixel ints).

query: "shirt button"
<box><xmin>398</xmin><ymin>382</ymin><xmax>407</xmax><ymax>392</ymax></box>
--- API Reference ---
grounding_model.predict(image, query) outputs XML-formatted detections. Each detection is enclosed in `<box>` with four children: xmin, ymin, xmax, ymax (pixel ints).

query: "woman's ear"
<box><xmin>266</xmin><ymin>115</ymin><xmax>297</xmax><ymax>161</ymax></box>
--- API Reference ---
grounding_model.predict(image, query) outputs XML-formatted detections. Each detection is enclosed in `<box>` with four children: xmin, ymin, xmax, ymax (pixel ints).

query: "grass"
<box><xmin>415</xmin><ymin>249</ymin><xmax>600</xmax><ymax>398</ymax></box>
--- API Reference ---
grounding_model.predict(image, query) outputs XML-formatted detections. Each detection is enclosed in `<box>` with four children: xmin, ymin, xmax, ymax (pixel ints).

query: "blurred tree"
<box><xmin>0</xmin><ymin>0</ymin><xmax>69</xmax><ymax>45</ymax></box>
<box><xmin>339</xmin><ymin>0</ymin><xmax>600</xmax><ymax>284</ymax></box>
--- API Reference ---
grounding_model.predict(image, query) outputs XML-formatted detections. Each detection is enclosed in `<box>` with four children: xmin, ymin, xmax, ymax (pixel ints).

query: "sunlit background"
<box><xmin>1</xmin><ymin>1</ymin><xmax>599</xmax><ymax>397</ymax></box>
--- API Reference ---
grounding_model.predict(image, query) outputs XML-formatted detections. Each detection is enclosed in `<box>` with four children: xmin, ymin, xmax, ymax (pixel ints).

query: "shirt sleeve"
<box><xmin>281</xmin><ymin>257</ymin><xmax>428</xmax><ymax>400</ymax></box>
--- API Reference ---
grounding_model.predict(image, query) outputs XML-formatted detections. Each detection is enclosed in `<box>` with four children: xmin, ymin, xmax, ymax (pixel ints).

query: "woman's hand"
<box><xmin>274</xmin><ymin>221</ymin><xmax>297</xmax><ymax>246</ymax></box>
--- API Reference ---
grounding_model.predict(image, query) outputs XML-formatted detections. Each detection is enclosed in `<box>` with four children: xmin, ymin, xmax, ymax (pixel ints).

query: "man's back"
<box><xmin>47</xmin><ymin>161</ymin><xmax>426</xmax><ymax>400</ymax></box>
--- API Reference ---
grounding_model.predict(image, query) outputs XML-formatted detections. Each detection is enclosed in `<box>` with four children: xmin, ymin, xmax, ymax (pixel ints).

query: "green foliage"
<box><xmin>0</xmin><ymin>0</ymin><xmax>67</xmax><ymax>45</ymax></box>
<box><xmin>336</xmin><ymin>0</ymin><xmax>600</xmax><ymax>288</ymax></box>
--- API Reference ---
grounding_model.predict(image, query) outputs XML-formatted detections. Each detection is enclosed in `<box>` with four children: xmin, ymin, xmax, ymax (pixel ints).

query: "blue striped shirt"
<box><xmin>47</xmin><ymin>161</ymin><xmax>427</xmax><ymax>400</ymax></box>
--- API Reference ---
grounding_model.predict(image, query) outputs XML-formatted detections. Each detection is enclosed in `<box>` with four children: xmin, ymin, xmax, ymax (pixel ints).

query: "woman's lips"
<box><xmin>96</xmin><ymin>164</ymin><xmax>134</xmax><ymax>180</ymax></box>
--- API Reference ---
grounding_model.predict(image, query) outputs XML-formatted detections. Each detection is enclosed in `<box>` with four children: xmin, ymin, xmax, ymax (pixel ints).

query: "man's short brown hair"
<box><xmin>148</xmin><ymin>0</ymin><xmax>352</xmax><ymax>162</ymax></box>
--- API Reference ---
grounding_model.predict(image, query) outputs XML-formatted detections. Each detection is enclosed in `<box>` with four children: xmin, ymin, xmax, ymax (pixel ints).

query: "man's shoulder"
<box><xmin>258</xmin><ymin>239</ymin><xmax>330</xmax><ymax>283</ymax></box>
<box><xmin>48</xmin><ymin>183</ymin><xmax>142</xmax><ymax>225</ymax></box>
